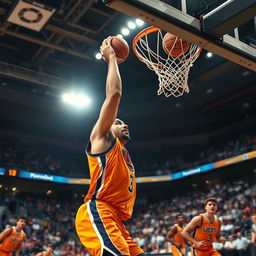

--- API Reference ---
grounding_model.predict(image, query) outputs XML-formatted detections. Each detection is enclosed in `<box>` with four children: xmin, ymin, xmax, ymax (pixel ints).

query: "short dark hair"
<box><xmin>204</xmin><ymin>197</ymin><xmax>217</xmax><ymax>207</ymax></box>
<box><xmin>18</xmin><ymin>217</ymin><xmax>27</xmax><ymax>222</ymax></box>
<box><xmin>48</xmin><ymin>244</ymin><xmax>54</xmax><ymax>249</ymax></box>
<box><xmin>176</xmin><ymin>213</ymin><xmax>184</xmax><ymax>219</ymax></box>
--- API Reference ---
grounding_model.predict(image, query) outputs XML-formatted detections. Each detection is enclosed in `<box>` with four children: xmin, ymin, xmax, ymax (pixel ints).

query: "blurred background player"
<box><xmin>166</xmin><ymin>213</ymin><xmax>186</xmax><ymax>256</ymax></box>
<box><xmin>35</xmin><ymin>244</ymin><xmax>54</xmax><ymax>256</ymax></box>
<box><xmin>181</xmin><ymin>197</ymin><xmax>226</xmax><ymax>256</ymax></box>
<box><xmin>0</xmin><ymin>216</ymin><xmax>27</xmax><ymax>256</ymax></box>
<box><xmin>75</xmin><ymin>37</ymin><xmax>144</xmax><ymax>256</ymax></box>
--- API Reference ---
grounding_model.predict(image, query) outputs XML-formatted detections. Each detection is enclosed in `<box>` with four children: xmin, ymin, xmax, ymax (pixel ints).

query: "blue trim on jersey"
<box><xmin>86</xmin><ymin>138</ymin><xmax>117</xmax><ymax>157</ymax></box>
<box><xmin>89</xmin><ymin>199</ymin><xmax>123</xmax><ymax>256</ymax></box>
<box><xmin>91</xmin><ymin>155</ymin><xmax>106</xmax><ymax>200</ymax></box>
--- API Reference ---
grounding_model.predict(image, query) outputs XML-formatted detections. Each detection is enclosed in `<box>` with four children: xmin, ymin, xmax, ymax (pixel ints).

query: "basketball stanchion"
<box><xmin>133</xmin><ymin>26</ymin><xmax>202</xmax><ymax>97</ymax></box>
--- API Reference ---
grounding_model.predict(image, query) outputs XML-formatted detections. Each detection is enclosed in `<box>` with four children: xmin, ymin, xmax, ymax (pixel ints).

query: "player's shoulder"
<box><xmin>192</xmin><ymin>215</ymin><xmax>203</xmax><ymax>222</ymax></box>
<box><xmin>170</xmin><ymin>223</ymin><xmax>178</xmax><ymax>230</ymax></box>
<box><xmin>0</xmin><ymin>227</ymin><xmax>13</xmax><ymax>238</ymax></box>
<box><xmin>6</xmin><ymin>226</ymin><xmax>13</xmax><ymax>234</ymax></box>
<box><xmin>190</xmin><ymin>215</ymin><xmax>203</xmax><ymax>226</ymax></box>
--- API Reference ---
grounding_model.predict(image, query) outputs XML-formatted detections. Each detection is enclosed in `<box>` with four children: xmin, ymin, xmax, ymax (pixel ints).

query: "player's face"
<box><xmin>17</xmin><ymin>219</ymin><xmax>26</xmax><ymax>229</ymax></box>
<box><xmin>205</xmin><ymin>201</ymin><xmax>217</xmax><ymax>214</ymax></box>
<box><xmin>111</xmin><ymin>119</ymin><xmax>130</xmax><ymax>143</ymax></box>
<box><xmin>177</xmin><ymin>215</ymin><xmax>185</xmax><ymax>224</ymax></box>
<box><xmin>46</xmin><ymin>247</ymin><xmax>53</xmax><ymax>253</ymax></box>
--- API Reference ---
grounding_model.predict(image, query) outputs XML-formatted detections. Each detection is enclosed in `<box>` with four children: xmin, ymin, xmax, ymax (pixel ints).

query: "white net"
<box><xmin>133</xmin><ymin>28</ymin><xmax>202</xmax><ymax>97</ymax></box>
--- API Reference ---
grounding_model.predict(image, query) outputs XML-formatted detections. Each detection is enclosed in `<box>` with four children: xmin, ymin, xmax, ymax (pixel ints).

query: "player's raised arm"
<box><xmin>90</xmin><ymin>37</ymin><xmax>122</xmax><ymax>148</ymax></box>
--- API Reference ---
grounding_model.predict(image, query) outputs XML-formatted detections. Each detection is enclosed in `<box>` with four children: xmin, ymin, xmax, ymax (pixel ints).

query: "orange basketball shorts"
<box><xmin>170</xmin><ymin>245</ymin><xmax>185</xmax><ymax>256</ymax></box>
<box><xmin>191</xmin><ymin>247</ymin><xmax>222</xmax><ymax>256</ymax></box>
<box><xmin>75</xmin><ymin>200</ymin><xmax>144</xmax><ymax>256</ymax></box>
<box><xmin>0</xmin><ymin>249</ymin><xmax>12</xmax><ymax>256</ymax></box>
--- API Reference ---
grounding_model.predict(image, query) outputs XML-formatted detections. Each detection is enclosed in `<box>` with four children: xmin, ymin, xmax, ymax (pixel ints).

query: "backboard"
<box><xmin>103</xmin><ymin>0</ymin><xmax>256</xmax><ymax>71</ymax></box>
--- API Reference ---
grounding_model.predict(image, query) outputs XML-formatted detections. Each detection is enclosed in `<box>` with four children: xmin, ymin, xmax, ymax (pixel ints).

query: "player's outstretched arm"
<box><xmin>90</xmin><ymin>37</ymin><xmax>122</xmax><ymax>150</ymax></box>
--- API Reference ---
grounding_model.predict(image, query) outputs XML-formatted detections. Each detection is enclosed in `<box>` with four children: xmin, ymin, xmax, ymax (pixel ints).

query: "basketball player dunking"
<box><xmin>181</xmin><ymin>198</ymin><xmax>226</xmax><ymax>256</ymax></box>
<box><xmin>0</xmin><ymin>217</ymin><xmax>27</xmax><ymax>256</ymax></box>
<box><xmin>75</xmin><ymin>37</ymin><xmax>144</xmax><ymax>256</ymax></box>
<box><xmin>166</xmin><ymin>214</ymin><xmax>186</xmax><ymax>256</ymax></box>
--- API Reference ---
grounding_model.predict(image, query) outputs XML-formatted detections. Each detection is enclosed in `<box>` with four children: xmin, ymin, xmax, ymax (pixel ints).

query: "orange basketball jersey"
<box><xmin>193</xmin><ymin>214</ymin><xmax>220</xmax><ymax>250</ymax></box>
<box><xmin>172</xmin><ymin>224</ymin><xmax>185</xmax><ymax>247</ymax></box>
<box><xmin>0</xmin><ymin>227</ymin><xmax>25</xmax><ymax>253</ymax></box>
<box><xmin>170</xmin><ymin>224</ymin><xmax>186</xmax><ymax>256</ymax></box>
<box><xmin>85</xmin><ymin>138</ymin><xmax>136</xmax><ymax>221</ymax></box>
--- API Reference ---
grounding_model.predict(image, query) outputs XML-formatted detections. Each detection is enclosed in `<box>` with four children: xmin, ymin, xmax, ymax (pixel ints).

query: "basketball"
<box><xmin>162</xmin><ymin>33</ymin><xmax>190</xmax><ymax>57</ymax></box>
<box><xmin>110</xmin><ymin>36</ymin><xmax>129</xmax><ymax>64</ymax></box>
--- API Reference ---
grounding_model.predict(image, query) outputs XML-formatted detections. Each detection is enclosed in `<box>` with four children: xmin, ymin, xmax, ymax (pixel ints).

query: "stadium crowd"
<box><xmin>133</xmin><ymin>132</ymin><xmax>256</xmax><ymax>176</ymax></box>
<box><xmin>0</xmin><ymin>137</ymin><xmax>84</xmax><ymax>177</ymax></box>
<box><xmin>0</xmin><ymin>178</ymin><xmax>255</xmax><ymax>256</ymax></box>
<box><xmin>0</xmin><ymin>132</ymin><xmax>255</xmax><ymax>177</ymax></box>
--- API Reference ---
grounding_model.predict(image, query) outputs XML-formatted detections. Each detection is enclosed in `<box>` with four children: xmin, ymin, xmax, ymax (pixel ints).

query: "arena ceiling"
<box><xmin>0</xmin><ymin>0</ymin><xmax>255</xmax><ymax>145</ymax></box>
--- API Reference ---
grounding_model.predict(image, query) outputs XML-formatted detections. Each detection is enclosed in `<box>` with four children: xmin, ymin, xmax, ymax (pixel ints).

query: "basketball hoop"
<box><xmin>133</xmin><ymin>26</ymin><xmax>202</xmax><ymax>97</ymax></box>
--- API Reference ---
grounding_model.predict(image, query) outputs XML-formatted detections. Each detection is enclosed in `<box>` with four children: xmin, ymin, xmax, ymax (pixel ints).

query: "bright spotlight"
<box><xmin>135</xmin><ymin>18</ymin><xmax>144</xmax><ymax>26</ymax></box>
<box><xmin>121</xmin><ymin>27</ymin><xmax>130</xmax><ymax>36</ymax></box>
<box><xmin>95</xmin><ymin>53</ymin><xmax>102</xmax><ymax>60</ymax></box>
<box><xmin>116</xmin><ymin>34</ymin><xmax>123</xmax><ymax>38</ymax></box>
<box><xmin>62</xmin><ymin>92</ymin><xmax>92</xmax><ymax>108</ymax></box>
<box><xmin>95</xmin><ymin>52</ymin><xmax>102</xmax><ymax>60</ymax></box>
<box><xmin>206</xmin><ymin>52</ymin><xmax>213</xmax><ymax>58</ymax></box>
<box><xmin>127</xmin><ymin>21</ymin><xmax>136</xmax><ymax>29</ymax></box>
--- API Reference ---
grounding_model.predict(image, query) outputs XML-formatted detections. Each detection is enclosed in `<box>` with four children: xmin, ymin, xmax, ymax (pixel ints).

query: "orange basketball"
<box><xmin>110</xmin><ymin>36</ymin><xmax>129</xmax><ymax>64</ymax></box>
<box><xmin>162</xmin><ymin>33</ymin><xmax>190</xmax><ymax>57</ymax></box>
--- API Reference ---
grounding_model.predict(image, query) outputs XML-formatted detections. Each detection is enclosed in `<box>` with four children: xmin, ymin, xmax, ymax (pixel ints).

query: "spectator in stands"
<box><xmin>234</xmin><ymin>232</ymin><xmax>250</xmax><ymax>256</ymax></box>
<box><xmin>212</xmin><ymin>241</ymin><xmax>224</xmax><ymax>255</ymax></box>
<box><xmin>223</xmin><ymin>235</ymin><xmax>236</xmax><ymax>256</ymax></box>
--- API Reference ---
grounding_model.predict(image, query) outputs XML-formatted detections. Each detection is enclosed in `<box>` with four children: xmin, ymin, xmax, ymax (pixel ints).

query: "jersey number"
<box><xmin>128</xmin><ymin>173</ymin><xmax>134</xmax><ymax>193</ymax></box>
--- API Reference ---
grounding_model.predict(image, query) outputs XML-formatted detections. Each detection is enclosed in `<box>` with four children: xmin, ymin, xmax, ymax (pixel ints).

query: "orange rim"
<box><xmin>133</xmin><ymin>26</ymin><xmax>161</xmax><ymax>65</ymax></box>
<box><xmin>133</xmin><ymin>26</ymin><xmax>202</xmax><ymax>65</ymax></box>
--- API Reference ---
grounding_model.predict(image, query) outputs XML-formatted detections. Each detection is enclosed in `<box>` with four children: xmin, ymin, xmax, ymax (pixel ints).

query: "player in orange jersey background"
<box><xmin>181</xmin><ymin>197</ymin><xmax>226</xmax><ymax>256</ymax></box>
<box><xmin>166</xmin><ymin>214</ymin><xmax>186</xmax><ymax>256</ymax></box>
<box><xmin>0</xmin><ymin>216</ymin><xmax>26</xmax><ymax>256</ymax></box>
<box><xmin>35</xmin><ymin>244</ymin><xmax>54</xmax><ymax>256</ymax></box>
<box><xmin>75</xmin><ymin>37</ymin><xmax>144</xmax><ymax>256</ymax></box>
